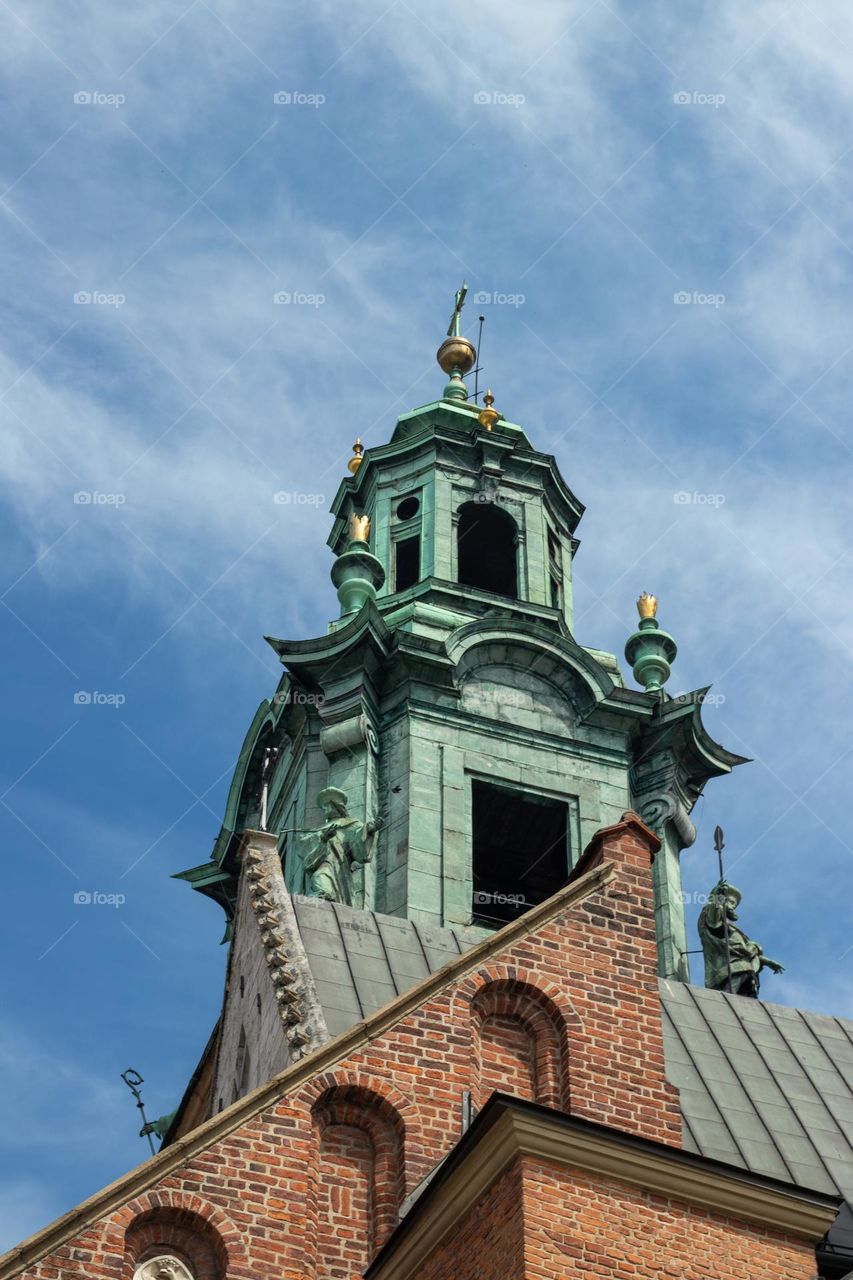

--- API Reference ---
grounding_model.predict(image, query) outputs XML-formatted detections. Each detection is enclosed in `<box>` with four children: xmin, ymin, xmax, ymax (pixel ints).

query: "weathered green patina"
<box><xmin>290</xmin><ymin>786</ymin><xmax>381</xmax><ymax>908</ymax></box>
<box><xmin>177</xmin><ymin>309</ymin><xmax>747</xmax><ymax>981</ymax></box>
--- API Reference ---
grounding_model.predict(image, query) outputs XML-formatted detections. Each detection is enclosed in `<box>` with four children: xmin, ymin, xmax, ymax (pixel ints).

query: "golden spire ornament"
<box><xmin>477</xmin><ymin>389</ymin><xmax>499</xmax><ymax>431</ymax></box>
<box><xmin>347</xmin><ymin>438</ymin><xmax>364</xmax><ymax>475</ymax></box>
<box><xmin>436</xmin><ymin>282</ymin><xmax>477</xmax><ymax>402</ymax></box>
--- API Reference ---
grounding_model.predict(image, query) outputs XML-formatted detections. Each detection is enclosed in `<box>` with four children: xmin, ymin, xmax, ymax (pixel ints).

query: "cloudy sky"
<box><xmin>1</xmin><ymin>0</ymin><xmax>852</xmax><ymax>1251</ymax></box>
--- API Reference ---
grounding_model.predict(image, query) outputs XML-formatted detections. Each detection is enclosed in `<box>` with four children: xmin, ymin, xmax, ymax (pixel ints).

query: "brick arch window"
<box><xmin>125</xmin><ymin>1208</ymin><xmax>227</xmax><ymax>1280</ymax></box>
<box><xmin>472</xmin><ymin>979</ymin><xmax>567</xmax><ymax>1110</ymax></box>
<box><xmin>310</xmin><ymin>1084</ymin><xmax>405</xmax><ymax>1278</ymax></box>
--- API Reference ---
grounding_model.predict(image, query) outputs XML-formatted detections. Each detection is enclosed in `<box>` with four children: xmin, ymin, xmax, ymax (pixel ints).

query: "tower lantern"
<box><xmin>177</xmin><ymin>291</ymin><xmax>746</xmax><ymax>994</ymax></box>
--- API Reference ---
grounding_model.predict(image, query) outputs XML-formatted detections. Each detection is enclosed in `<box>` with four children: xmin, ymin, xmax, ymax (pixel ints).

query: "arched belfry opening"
<box><xmin>457</xmin><ymin>502</ymin><xmax>518</xmax><ymax>599</ymax></box>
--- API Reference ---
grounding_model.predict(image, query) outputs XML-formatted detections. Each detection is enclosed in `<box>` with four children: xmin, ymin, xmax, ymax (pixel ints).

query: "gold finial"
<box><xmin>637</xmin><ymin>592</ymin><xmax>658</xmax><ymax>620</ymax></box>
<box><xmin>347</xmin><ymin>438</ymin><xmax>364</xmax><ymax>475</ymax></box>
<box><xmin>349</xmin><ymin>512</ymin><xmax>370</xmax><ymax>543</ymax></box>
<box><xmin>477</xmin><ymin>388</ymin><xmax>499</xmax><ymax>431</ymax></box>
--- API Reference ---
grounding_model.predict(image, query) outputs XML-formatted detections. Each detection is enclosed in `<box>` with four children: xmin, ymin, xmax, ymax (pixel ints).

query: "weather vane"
<box><xmin>120</xmin><ymin>1068</ymin><xmax>157</xmax><ymax>1156</ymax></box>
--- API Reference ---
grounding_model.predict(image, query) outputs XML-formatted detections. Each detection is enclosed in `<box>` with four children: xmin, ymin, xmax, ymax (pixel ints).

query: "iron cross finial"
<box><xmin>447</xmin><ymin>281</ymin><xmax>468</xmax><ymax>337</ymax></box>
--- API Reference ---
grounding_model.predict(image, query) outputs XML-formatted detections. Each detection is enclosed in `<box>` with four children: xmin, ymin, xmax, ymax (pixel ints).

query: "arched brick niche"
<box><xmin>470</xmin><ymin>977</ymin><xmax>568</xmax><ymax>1111</ymax></box>
<box><xmin>122</xmin><ymin>1197</ymin><xmax>238</xmax><ymax>1280</ymax></box>
<box><xmin>309</xmin><ymin>1083</ymin><xmax>406</xmax><ymax>1277</ymax></box>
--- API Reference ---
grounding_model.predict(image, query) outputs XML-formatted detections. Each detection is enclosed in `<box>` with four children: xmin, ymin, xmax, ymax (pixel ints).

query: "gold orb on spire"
<box><xmin>436</xmin><ymin>335</ymin><xmax>477</xmax><ymax>376</ymax></box>
<box><xmin>637</xmin><ymin>592</ymin><xmax>658</xmax><ymax>620</ymax></box>
<box><xmin>347</xmin><ymin>438</ymin><xmax>364</xmax><ymax>475</ymax></box>
<box><xmin>477</xmin><ymin>389</ymin><xmax>499</xmax><ymax>431</ymax></box>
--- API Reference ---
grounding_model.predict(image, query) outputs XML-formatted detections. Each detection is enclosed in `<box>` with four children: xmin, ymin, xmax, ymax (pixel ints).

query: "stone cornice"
<box><xmin>0</xmin><ymin>858</ymin><xmax>616</xmax><ymax>1278</ymax></box>
<box><xmin>366</xmin><ymin>1100</ymin><xmax>840</xmax><ymax>1280</ymax></box>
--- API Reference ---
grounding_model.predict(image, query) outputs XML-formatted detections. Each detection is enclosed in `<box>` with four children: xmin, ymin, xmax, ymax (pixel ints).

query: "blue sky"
<box><xmin>2</xmin><ymin>0</ymin><xmax>853</xmax><ymax>1252</ymax></box>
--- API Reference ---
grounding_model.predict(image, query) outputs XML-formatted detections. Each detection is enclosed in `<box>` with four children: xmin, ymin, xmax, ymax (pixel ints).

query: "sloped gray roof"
<box><xmin>661</xmin><ymin>977</ymin><xmax>853</xmax><ymax>1199</ymax></box>
<box><xmin>291</xmin><ymin>895</ymin><xmax>482</xmax><ymax>1038</ymax></box>
<box><xmin>291</xmin><ymin>896</ymin><xmax>853</xmax><ymax>1200</ymax></box>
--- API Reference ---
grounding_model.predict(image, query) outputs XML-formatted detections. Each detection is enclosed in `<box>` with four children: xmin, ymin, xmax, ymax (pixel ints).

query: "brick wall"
<box><xmin>478</xmin><ymin>1015</ymin><xmax>535</xmax><ymax>1103</ymax></box>
<box><xmin>6</xmin><ymin>815</ymin><xmax>741</xmax><ymax>1280</ymax></box>
<box><xmin>518</xmin><ymin>1156</ymin><xmax>816</xmax><ymax>1280</ymax></box>
<box><xmin>412</xmin><ymin>1162</ymin><xmax>526</xmax><ymax>1280</ymax></box>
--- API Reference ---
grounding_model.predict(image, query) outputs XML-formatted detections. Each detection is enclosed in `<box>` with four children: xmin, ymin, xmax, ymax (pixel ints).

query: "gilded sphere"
<box><xmin>436</xmin><ymin>336</ymin><xmax>477</xmax><ymax>376</ymax></box>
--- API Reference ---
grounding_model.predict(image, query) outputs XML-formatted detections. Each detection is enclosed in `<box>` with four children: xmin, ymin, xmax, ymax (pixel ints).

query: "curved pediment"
<box><xmin>459</xmin><ymin>661</ymin><xmax>576</xmax><ymax>734</ymax></box>
<box><xmin>447</xmin><ymin>618</ymin><xmax>616</xmax><ymax>721</ymax></box>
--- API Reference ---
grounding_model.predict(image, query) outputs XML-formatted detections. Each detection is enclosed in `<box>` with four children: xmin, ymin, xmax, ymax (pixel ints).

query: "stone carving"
<box><xmin>293</xmin><ymin>787</ymin><xmax>381</xmax><ymax>909</ymax></box>
<box><xmin>639</xmin><ymin>794</ymin><xmax>696</xmax><ymax>848</ymax></box>
<box><xmin>243</xmin><ymin>837</ymin><xmax>327</xmax><ymax>1061</ymax></box>
<box><xmin>698</xmin><ymin>881</ymin><xmax>784</xmax><ymax>997</ymax></box>
<box><xmin>134</xmin><ymin>1258</ymin><xmax>193</xmax><ymax>1280</ymax></box>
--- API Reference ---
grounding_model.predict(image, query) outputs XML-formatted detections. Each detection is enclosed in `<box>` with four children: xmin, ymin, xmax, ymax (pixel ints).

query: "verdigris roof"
<box><xmin>292</xmin><ymin>896</ymin><xmax>853</xmax><ymax>1200</ymax></box>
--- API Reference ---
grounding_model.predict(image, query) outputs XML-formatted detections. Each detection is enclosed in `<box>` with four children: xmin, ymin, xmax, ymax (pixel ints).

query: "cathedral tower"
<box><xmin>176</xmin><ymin>288</ymin><xmax>745</xmax><ymax>1108</ymax></box>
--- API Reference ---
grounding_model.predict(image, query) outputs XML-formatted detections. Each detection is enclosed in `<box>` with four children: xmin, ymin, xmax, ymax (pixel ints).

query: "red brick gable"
<box><xmin>2</xmin><ymin>813</ymin><xmax>683</xmax><ymax>1280</ymax></box>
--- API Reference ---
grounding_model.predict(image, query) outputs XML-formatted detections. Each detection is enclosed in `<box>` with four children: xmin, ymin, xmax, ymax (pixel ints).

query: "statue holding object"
<box><xmin>698</xmin><ymin>880</ymin><xmax>784</xmax><ymax>997</ymax></box>
<box><xmin>292</xmin><ymin>787</ymin><xmax>382</xmax><ymax>909</ymax></box>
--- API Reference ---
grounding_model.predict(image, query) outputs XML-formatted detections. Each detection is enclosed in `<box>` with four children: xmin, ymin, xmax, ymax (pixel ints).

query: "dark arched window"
<box><xmin>457</xmin><ymin>502</ymin><xmax>517</xmax><ymax>599</ymax></box>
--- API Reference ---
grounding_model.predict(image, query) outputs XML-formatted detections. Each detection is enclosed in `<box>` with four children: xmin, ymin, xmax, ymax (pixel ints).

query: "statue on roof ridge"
<box><xmin>698</xmin><ymin>879</ymin><xmax>784</xmax><ymax>997</ymax></box>
<box><xmin>292</xmin><ymin>786</ymin><xmax>382</xmax><ymax>909</ymax></box>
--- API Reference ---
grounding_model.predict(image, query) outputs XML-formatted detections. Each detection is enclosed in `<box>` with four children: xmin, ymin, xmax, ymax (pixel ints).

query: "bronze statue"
<box><xmin>698</xmin><ymin>880</ymin><xmax>784</xmax><ymax>997</ymax></box>
<box><xmin>293</xmin><ymin>787</ymin><xmax>381</xmax><ymax>909</ymax></box>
